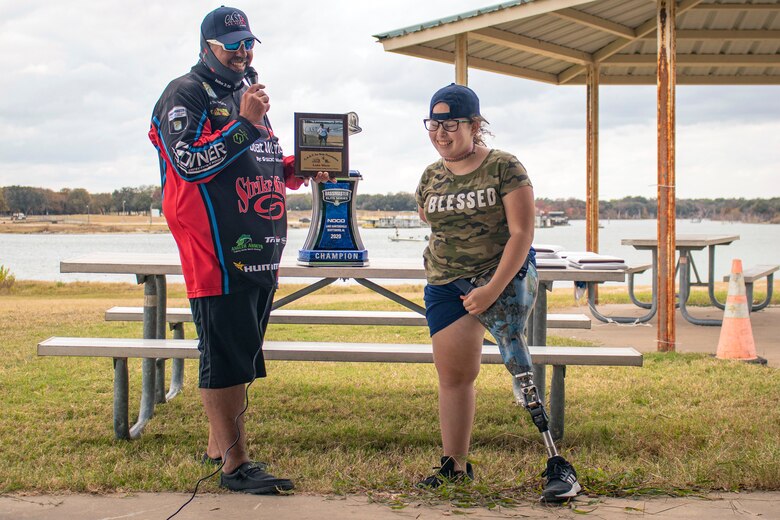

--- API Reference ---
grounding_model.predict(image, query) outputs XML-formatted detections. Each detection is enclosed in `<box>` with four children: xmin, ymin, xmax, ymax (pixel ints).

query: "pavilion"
<box><xmin>374</xmin><ymin>0</ymin><xmax>780</xmax><ymax>350</ymax></box>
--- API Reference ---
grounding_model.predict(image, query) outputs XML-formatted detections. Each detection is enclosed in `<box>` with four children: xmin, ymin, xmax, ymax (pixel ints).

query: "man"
<box><xmin>317</xmin><ymin>123</ymin><xmax>329</xmax><ymax>145</ymax></box>
<box><xmin>149</xmin><ymin>6</ymin><xmax>329</xmax><ymax>495</ymax></box>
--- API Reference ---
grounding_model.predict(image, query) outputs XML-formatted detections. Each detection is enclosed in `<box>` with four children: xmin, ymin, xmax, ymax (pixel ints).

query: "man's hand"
<box><xmin>302</xmin><ymin>171</ymin><xmax>336</xmax><ymax>186</ymax></box>
<box><xmin>239</xmin><ymin>83</ymin><xmax>270</xmax><ymax>124</ymax></box>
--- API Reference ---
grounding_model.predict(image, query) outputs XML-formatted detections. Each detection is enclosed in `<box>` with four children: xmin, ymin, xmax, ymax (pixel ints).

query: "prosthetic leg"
<box><xmin>455</xmin><ymin>266</ymin><xmax>581</xmax><ymax>501</ymax></box>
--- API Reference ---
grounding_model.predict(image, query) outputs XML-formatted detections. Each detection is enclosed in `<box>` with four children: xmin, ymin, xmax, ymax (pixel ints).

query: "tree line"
<box><xmin>0</xmin><ymin>186</ymin><xmax>161</xmax><ymax>215</ymax></box>
<box><xmin>2</xmin><ymin>186</ymin><xmax>778</xmax><ymax>223</ymax></box>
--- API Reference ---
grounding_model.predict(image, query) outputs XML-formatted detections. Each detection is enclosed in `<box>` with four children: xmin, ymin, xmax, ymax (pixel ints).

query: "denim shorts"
<box><xmin>190</xmin><ymin>285</ymin><xmax>275</xmax><ymax>389</ymax></box>
<box><xmin>423</xmin><ymin>251</ymin><xmax>537</xmax><ymax>337</ymax></box>
<box><xmin>423</xmin><ymin>281</ymin><xmax>470</xmax><ymax>337</ymax></box>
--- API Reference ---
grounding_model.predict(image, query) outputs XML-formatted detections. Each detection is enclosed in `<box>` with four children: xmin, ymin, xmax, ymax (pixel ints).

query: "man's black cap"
<box><xmin>201</xmin><ymin>6</ymin><xmax>259</xmax><ymax>45</ymax></box>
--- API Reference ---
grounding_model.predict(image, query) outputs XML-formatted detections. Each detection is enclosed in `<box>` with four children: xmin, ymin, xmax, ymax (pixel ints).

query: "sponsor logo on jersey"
<box><xmin>233</xmin><ymin>261</ymin><xmax>279</xmax><ymax>272</ymax></box>
<box><xmin>211</xmin><ymin>107</ymin><xmax>230</xmax><ymax>117</ymax></box>
<box><xmin>426</xmin><ymin>188</ymin><xmax>498</xmax><ymax>213</ymax></box>
<box><xmin>233</xmin><ymin>128</ymin><xmax>249</xmax><ymax>144</ymax></box>
<box><xmin>236</xmin><ymin>176</ymin><xmax>287</xmax><ymax>220</ymax></box>
<box><xmin>172</xmin><ymin>140</ymin><xmax>227</xmax><ymax>174</ymax></box>
<box><xmin>249</xmin><ymin>139</ymin><xmax>282</xmax><ymax>156</ymax></box>
<box><xmin>231</xmin><ymin>234</ymin><xmax>264</xmax><ymax>253</ymax></box>
<box><xmin>202</xmin><ymin>82</ymin><xmax>218</xmax><ymax>99</ymax></box>
<box><xmin>167</xmin><ymin>106</ymin><xmax>188</xmax><ymax>134</ymax></box>
<box><xmin>322</xmin><ymin>188</ymin><xmax>351</xmax><ymax>206</ymax></box>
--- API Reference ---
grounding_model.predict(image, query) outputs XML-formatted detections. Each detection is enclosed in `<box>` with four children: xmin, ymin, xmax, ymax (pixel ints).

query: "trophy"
<box><xmin>296</xmin><ymin>112</ymin><xmax>368</xmax><ymax>266</ymax></box>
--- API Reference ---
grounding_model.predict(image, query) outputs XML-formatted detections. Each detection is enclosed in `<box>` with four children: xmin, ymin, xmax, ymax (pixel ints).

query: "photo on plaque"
<box><xmin>294</xmin><ymin>112</ymin><xmax>349</xmax><ymax>178</ymax></box>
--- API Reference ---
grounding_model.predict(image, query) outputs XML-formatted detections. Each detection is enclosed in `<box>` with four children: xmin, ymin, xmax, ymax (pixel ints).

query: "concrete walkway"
<box><xmin>554</xmin><ymin>303</ymin><xmax>780</xmax><ymax>367</ymax></box>
<box><xmin>2</xmin><ymin>491</ymin><xmax>779</xmax><ymax>519</ymax></box>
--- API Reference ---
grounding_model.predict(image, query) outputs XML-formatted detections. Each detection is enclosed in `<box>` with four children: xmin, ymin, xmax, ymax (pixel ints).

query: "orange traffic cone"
<box><xmin>716</xmin><ymin>259</ymin><xmax>766</xmax><ymax>364</ymax></box>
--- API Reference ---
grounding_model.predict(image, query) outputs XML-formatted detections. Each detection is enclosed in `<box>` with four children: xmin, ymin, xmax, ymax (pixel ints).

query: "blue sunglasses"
<box><xmin>207</xmin><ymin>38</ymin><xmax>256</xmax><ymax>52</ymax></box>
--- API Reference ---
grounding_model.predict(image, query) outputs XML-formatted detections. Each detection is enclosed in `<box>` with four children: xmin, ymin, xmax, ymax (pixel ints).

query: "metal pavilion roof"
<box><xmin>374</xmin><ymin>0</ymin><xmax>780</xmax><ymax>85</ymax></box>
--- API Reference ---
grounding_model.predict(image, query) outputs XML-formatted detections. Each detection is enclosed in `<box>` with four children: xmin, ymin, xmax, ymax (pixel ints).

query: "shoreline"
<box><xmin>0</xmin><ymin>210</ymin><xmax>422</xmax><ymax>234</ymax></box>
<box><xmin>3</xmin><ymin>214</ymin><xmax>777</xmax><ymax>234</ymax></box>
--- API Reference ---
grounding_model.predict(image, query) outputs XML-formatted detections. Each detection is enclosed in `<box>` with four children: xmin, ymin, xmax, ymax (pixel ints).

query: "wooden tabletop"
<box><xmin>60</xmin><ymin>252</ymin><xmax>625</xmax><ymax>283</ymax></box>
<box><xmin>621</xmin><ymin>234</ymin><xmax>739</xmax><ymax>250</ymax></box>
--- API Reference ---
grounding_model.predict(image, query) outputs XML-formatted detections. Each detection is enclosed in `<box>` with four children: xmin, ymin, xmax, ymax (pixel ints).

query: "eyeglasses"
<box><xmin>423</xmin><ymin>118</ymin><xmax>472</xmax><ymax>132</ymax></box>
<box><xmin>207</xmin><ymin>38</ymin><xmax>256</xmax><ymax>52</ymax></box>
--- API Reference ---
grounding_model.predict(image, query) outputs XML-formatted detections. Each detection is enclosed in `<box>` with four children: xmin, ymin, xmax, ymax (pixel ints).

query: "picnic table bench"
<box><xmin>104</xmin><ymin>306</ymin><xmax>593</xmax><ymax>329</ymax></box>
<box><xmin>722</xmin><ymin>264</ymin><xmax>778</xmax><ymax>312</ymax></box>
<box><xmin>38</xmin><ymin>336</ymin><xmax>642</xmax><ymax>442</ymax></box>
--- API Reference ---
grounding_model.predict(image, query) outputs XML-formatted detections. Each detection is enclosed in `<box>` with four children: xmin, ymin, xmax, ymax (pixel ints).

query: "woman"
<box><xmin>414</xmin><ymin>83</ymin><xmax>580</xmax><ymax>502</ymax></box>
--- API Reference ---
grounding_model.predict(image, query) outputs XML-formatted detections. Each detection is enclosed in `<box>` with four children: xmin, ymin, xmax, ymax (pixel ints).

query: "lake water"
<box><xmin>1</xmin><ymin>219</ymin><xmax>777</xmax><ymax>286</ymax></box>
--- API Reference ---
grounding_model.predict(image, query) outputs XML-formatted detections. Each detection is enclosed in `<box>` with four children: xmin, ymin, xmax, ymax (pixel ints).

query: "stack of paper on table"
<box><xmin>532</xmin><ymin>244</ymin><xmax>568</xmax><ymax>269</ymax></box>
<box><xmin>532</xmin><ymin>244</ymin><xmax>564</xmax><ymax>259</ymax></box>
<box><xmin>560</xmin><ymin>251</ymin><xmax>627</xmax><ymax>270</ymax></box>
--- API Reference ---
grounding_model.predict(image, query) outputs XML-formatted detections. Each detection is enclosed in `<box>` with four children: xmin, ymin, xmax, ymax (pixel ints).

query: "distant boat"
<box><xmin>388</xmin><ymin>229</ymin><xmax>428</xmax><ymax>242</ymax></box>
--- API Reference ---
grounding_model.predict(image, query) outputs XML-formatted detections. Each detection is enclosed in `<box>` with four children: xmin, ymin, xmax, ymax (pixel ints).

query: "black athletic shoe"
<box><xmin>202</xmin><ymin>453</ymin><xmax>268</xmax><ymax>471</ymax></box>
<box><xmin>417</xmin><ymin>456</ymin><xmax>474</xmax><ymax>488</ymax></box>
<box><xmin>541</xmin><ymin>456</ymin><xmax>581</xmax><ymax>502</ymax></box>
<box><xmin>220</xmin><ymin>462</ymin><xmax>294</xmax><ymax>495</ymax></box>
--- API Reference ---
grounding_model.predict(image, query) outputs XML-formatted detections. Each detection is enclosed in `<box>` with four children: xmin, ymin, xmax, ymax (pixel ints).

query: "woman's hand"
<box><xmin>460</xmin><ymin>284</ymin><xmax>501</xmax><ymax>315</ymax></box>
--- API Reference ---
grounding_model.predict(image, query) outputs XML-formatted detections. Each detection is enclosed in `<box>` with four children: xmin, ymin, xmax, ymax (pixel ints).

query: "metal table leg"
<box><xmin>749</xmin><ymin>274</ymin><xmax>774</xmax><ymax>312</ymax></box>
<box><xmin>154</xmin><ymin>275</ymin><xmax>167</xmax><ymax>405</ymax></box>
<box><xmin>588</xmin><ymin>257</ymin><xmax>658</xmax><ymax>325</ymax></box>
<box><xmin>271</xmin><ymin>278</ymin><xmax>337</xmax><ymax>309</ymax></box>
<box><xmin>549</xmin><ymin>366</ymin><xmax>565</xmax><ymax>441</ymax></box>
<box><xmin>127</xmin><ymin>275</ymin><xmax>158</xmax><ymax>440</ymax></box>
<box><xmin>531</xmin><ymin>282</ymin><xmax>549</xmax><ymax>404</ymax></box>
<box><xmin>706</xmin><ymin>245</ymin><xmax>727</xmax><ymax>310</ymax></box>
<box><xmin>166</xmin><ymin>323</ymin><xmax>185</xmax><ymax>401</ymax></box>
<box><xmin>113</xmin><ymin>358</ymin><xmax>129</xmax><ymax>440</ymax></box>
<box><xmin>354</xmin><ymin>278</ymin><xmax>427</xmax><ymax>314</ymax></box>
<box><xmin>679</xmin><ymin>252</ymin><xmax>722</xmax><ymax>326</ymax></box>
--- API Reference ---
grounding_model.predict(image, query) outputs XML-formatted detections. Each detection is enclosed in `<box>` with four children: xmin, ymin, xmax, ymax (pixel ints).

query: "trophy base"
<box><xmin>297</xmin><ymin>249</ymin><xmax>369</xmax><ymax>267</ymax></box>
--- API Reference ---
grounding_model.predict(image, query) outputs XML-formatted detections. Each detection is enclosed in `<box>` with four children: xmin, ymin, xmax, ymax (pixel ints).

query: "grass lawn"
<box><xmin>1</xmin><ymin>280</ymin><xmax>779</xmax><ymax>506</ymax></box>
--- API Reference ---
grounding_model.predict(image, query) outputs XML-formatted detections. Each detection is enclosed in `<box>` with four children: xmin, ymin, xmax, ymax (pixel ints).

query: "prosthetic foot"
<box><xmin>455</xmin><ymin>267</ymin><xmax>581</xmax><ymax>501</ymax></box>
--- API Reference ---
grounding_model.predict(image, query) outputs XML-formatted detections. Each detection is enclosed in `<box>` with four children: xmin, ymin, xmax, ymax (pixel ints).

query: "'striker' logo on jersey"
<box><xmin>236</xmin><ymin>176</ymin><xmax>287</xmax><ymax>220</ymax></box>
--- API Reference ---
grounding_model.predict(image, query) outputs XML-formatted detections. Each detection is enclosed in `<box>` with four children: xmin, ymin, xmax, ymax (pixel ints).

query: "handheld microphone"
<box><xmin>244</xmin><ymin>66</ymin><xmax>259</xmax><ymax>86</ymax></box>
<box><xmin>244</xmin><ymin>66</ymin><xmax>278</xmax><ymax>143</ymax></box>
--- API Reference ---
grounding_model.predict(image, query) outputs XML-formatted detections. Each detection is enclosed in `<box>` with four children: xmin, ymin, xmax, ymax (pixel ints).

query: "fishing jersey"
<box><xmin>149</xmin><ymin>62</ymin><xmax>305</xmax><ymax>298</ymax></box>
<box><xmin>415</xmin><ymin>149</ymin><xmax>533</xmax><ymax>285</ymax></box>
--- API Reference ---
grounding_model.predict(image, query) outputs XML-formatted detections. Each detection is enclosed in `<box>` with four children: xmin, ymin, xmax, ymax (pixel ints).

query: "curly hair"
<box><xmin>471</xmin><ymin>117</ymin><xmax>493</xmax><ymax>146</ymax></box>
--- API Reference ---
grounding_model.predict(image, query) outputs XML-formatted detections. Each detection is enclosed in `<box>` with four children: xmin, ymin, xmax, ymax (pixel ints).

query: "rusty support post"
<box><xmin>455</xmin><ymin>34</ymin><xmax>468</xmax><ymax>86</ymax></box>
<box><xmin>657</xmin><ymin>0</ymin><xmax>676</xmax><ymax>352</ymax></box>
<box><xmin>586</xmin><ymin>63</ymin><xmax>599</xmax><ymax>255</ymax></box>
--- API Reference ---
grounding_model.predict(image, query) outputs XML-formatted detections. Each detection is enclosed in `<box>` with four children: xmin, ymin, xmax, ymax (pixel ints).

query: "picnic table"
<box><xmin>52</xmin><ymin>252</ymin><xmax>631</xmax><ymax>440</ymax></box>
<box><xmin>589</xmin><ymin>234</ymin><xmax>738</xmax><ymax>326</ymax></box>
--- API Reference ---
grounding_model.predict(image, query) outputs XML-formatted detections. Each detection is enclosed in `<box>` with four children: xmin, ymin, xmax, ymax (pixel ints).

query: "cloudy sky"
<box><xmin>1</xmin><ymin>1</ymin><xmax>778</xmax><ymax>201</ymax></box>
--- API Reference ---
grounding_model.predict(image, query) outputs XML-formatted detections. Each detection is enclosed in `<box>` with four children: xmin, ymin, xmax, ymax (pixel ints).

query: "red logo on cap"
<box><xmin>224</xmin><ymin>12</ymin><xmax>247</xmax><ymax>27</ymax></box>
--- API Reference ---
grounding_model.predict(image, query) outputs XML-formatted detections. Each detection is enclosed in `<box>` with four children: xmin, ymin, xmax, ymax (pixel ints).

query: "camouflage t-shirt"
<box><xmin>415</xmin><ymin>149</ymin><xmax>532</xmax><ymax>284</ymax></box>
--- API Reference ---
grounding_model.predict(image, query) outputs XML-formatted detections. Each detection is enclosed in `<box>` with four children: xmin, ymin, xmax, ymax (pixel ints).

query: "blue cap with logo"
<box><xmin>201</xmin><ymin>6</ymin><xmax>259</xmax><ymax>45</ymax></box>
<box><xmin>429</xmin><ymin>83</ymin><xmax>484</xmax><ymax>121</ymax></box>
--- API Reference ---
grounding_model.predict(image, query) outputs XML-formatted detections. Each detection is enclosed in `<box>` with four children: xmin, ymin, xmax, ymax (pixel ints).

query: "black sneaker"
<box><xmin>417</xmin><ymin>456</ymin><xmax>474</xmax><ymax>488</ymax></box>
<box><xmin>202</xmin><ymin>453</ymin><xmax>268</xmax><ymax>471</ymax></box>
<box><xmin>220</xmin><ymin>462</ymin><xmax>294</xmax><ymax>494</ymax></box>
<box><xmin>541</xmin><ymin>456</ymin><xmax>581</xmax><ymax>502</ymax></box>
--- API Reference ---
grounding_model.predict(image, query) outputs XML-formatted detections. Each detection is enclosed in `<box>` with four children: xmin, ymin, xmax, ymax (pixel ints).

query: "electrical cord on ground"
<box><xmin>168</xmin><ymin>69</ymin><xmax>281</xmax><ymax>520</ymax></box>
